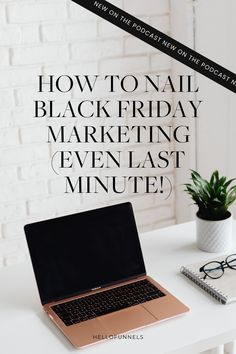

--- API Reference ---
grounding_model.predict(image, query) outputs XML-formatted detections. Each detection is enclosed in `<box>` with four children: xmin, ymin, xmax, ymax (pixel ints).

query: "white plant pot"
<box><xmin>196</xmin><ymin>213</ymin><xmax>233</xmax><ymax>253</ymax></box>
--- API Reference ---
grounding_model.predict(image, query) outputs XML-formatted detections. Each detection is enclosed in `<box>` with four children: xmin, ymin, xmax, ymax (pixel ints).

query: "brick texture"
<box><xmin>0</xmin><ymin>0</ymin><xmax>175</xmax><ymax>267</ymax></box>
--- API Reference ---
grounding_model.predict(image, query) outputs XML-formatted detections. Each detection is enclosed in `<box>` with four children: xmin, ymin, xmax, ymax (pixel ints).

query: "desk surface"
<box><xmin>1</xmin><ymin>221</ymin><xmax>236</xmax><ymax>354</ymax></box>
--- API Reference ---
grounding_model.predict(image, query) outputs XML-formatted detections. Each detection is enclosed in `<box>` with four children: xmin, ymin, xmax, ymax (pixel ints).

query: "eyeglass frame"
<box><xmin>199</xmin><ymin>254</ymin><xmax>236</xmax><ymax>280</ymax></box>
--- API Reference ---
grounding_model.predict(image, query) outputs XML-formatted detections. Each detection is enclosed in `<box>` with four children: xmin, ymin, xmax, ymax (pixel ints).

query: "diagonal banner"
<box><xmin>72</xmin><ymin>0</ymin><xmax>236</xmax><ymax>94</ymax></box>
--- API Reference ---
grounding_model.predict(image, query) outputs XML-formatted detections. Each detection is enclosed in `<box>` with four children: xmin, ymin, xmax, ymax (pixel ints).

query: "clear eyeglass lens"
<box><xmin>226</xmin><ymin>254</ymin><xmax>236</xmax><ymax>269</ymax></box>
<box><xmin>203</xmin><ymin>261</ymin><xmax>223</xmax><ymax>279</ymax></box>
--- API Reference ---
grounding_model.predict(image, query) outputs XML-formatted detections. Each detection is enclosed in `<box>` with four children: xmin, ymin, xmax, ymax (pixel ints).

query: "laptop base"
<box><xmin>44</xmin><ymin>275</ymin><xmax>189</xmax><ymax>348</ymax></box>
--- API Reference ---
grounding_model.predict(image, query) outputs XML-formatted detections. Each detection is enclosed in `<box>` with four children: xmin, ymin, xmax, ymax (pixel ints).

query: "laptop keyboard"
<box><xmin>51</xmin><ymin>279</ymin><xmax>165</xmax><ymax>326</ymax></box>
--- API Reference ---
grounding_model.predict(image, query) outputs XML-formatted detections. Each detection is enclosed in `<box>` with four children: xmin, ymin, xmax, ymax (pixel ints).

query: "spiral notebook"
<box><xmin>181</xmin><ymin>256</ymin><xmax>236</xmax><ymax>304</ymax></box>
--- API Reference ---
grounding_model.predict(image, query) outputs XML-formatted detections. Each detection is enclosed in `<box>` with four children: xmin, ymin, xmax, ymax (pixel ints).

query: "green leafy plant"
<box><xmin>184</xmin><ymin>170</ymin><xmax>236</xmax><ymax>220</ymax></box>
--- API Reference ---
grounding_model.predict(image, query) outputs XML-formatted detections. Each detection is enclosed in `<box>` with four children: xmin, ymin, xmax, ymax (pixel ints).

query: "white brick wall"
<box><xmin>0</xmin><ymin>0</ymin><xmax>176</xmax><ymax>267</ymax></box>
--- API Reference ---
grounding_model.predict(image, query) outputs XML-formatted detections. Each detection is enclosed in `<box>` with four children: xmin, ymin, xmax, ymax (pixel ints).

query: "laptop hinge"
<box><xmin>91</xmin><ymin>286</ymin><xmax>102</xmax><ymax>291</ymax></box>
<box><xmin>45</xmin><ymin>273</ymin><xmax>147</xmax><ymax>305</ymax></box>
<box><xmin>90</xmin><ymin>274</ymin><xmax>146</xmax><ymax>293</ymax></box>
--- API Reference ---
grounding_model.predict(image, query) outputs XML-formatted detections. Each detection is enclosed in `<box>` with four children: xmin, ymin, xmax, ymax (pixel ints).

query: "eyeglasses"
<box><xmin>199</xmin><ymin>254</ymin><xmax>236</xmax><ymax>280</ymax></box>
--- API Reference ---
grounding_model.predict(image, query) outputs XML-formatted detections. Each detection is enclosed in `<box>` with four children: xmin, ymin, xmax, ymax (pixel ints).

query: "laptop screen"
<box><xmin>25</xmin><ymin>202</ymin><xmax>146</xmax><ymax>305</ymax></box>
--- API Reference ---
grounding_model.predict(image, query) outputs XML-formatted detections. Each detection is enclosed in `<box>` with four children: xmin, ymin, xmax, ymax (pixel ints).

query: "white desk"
<box><xmin>1</xmin><ymin>221</ymin><xmax>236</xmax><ymax>354</ymax></box>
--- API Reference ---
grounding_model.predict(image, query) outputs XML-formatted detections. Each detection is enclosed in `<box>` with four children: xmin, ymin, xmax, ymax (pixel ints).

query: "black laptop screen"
<box><xmin>25</xmin><ymin>203</ymin><xmax>146</xmax><ymax>305</ymax></box>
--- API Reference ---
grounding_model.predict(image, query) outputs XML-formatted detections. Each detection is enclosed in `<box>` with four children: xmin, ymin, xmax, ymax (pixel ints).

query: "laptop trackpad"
<box><xmin>98</xmin><ymin>306</ymin><xmax>157</xmax><ymax>335</ymax></box>
<box><xmin>143</xmin><ymin>296</ymin><xmax>189</xmax><ymax>320</ymax></box>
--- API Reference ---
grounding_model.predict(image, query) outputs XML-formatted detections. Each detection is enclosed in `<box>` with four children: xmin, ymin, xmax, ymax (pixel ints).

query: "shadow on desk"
<box><xmin>174</xmin><ymin>241</ymin><xmax>199</xmax><ymax>253</ymax></box>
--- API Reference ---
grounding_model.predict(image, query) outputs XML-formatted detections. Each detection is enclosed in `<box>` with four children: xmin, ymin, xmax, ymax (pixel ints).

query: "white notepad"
<box><xmin>181</xmin><ymin>256</ymin><xmax>236</xmax><ymax>304</ymax></box>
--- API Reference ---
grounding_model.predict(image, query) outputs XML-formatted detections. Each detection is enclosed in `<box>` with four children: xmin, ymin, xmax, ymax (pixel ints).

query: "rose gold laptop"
<box><xmin>25</xmin><ymin>202</ymin><xmax>189</xmax><ymax>348</ymax></box>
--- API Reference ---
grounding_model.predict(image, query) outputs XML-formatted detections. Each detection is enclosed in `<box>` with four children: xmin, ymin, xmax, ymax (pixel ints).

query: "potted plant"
<box><xmin>184</xmin><ymin>170</ymin><xmax>236</xmax><ymax>252</ymax></box>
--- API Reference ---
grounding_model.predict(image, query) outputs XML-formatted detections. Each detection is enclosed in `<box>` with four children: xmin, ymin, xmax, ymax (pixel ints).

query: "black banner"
<box><xmin>72</xmin><ymin>0</ymin><xmax>236</xmax><ymax>94</ymax></box>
